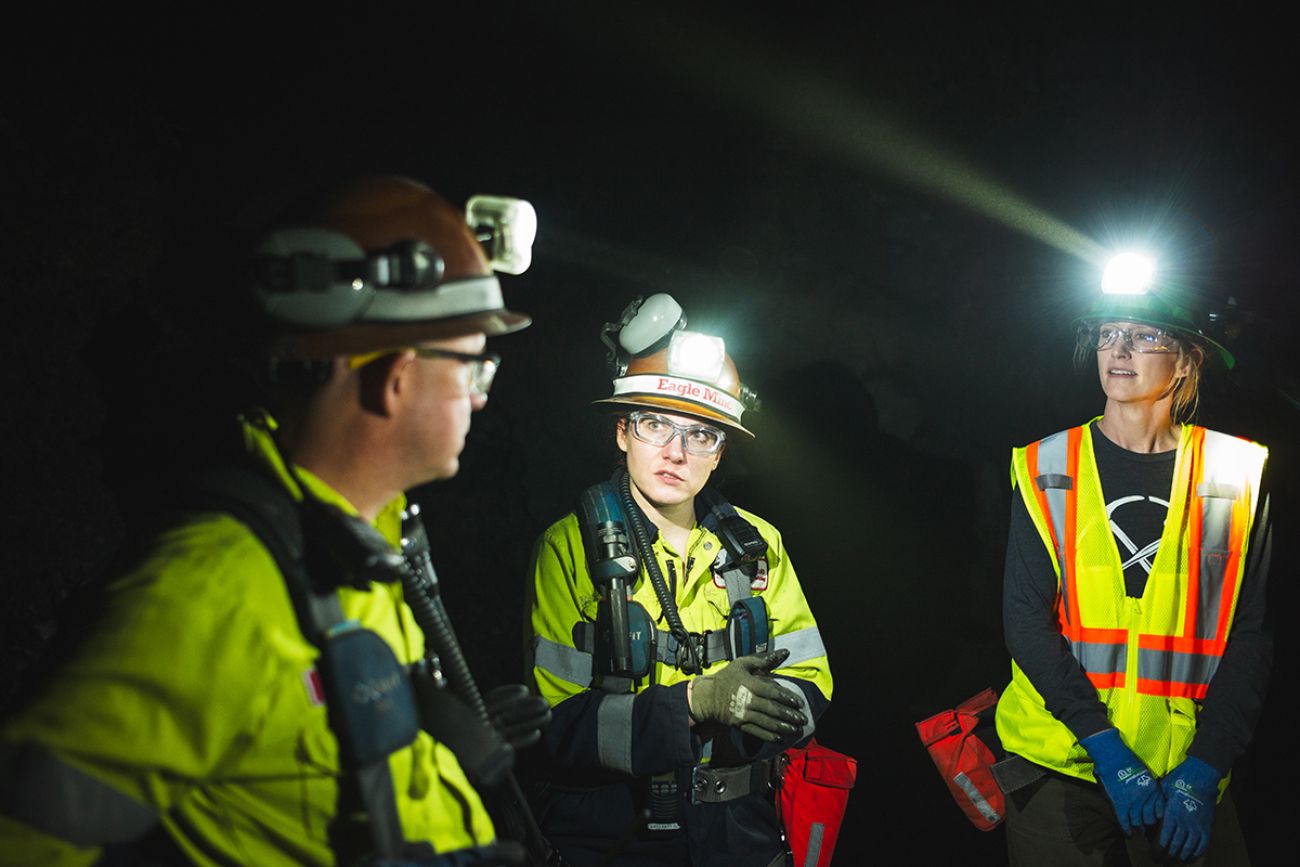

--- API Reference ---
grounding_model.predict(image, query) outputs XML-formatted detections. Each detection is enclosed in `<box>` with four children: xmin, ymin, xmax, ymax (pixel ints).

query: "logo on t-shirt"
<box><xmin>1106</xmin><ymin>494</ymin><xmax>1170</xmax><ymax>574</ymax></box>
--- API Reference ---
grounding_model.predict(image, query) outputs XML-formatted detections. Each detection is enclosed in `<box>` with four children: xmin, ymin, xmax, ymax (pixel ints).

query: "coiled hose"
<box><xmin>398</xmin><ymin>504</ymin><xmax>559</xmax><ymax>867</ymax></box>
<box><xmin>617</xmin><ymin>470</ymin><xmax>701</xmax><ymax>675</ymax></box>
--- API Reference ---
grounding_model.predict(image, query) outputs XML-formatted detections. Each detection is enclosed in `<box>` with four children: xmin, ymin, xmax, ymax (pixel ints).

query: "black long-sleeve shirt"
<box><xmin>1002</xmin><ymin>421</ymin><xmax>1273</xmax><ymax>775</ymax></box>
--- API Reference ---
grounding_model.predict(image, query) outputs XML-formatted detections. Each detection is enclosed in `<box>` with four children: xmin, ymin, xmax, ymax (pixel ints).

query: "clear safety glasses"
<box><xmin>411</xmin><ymin>347</ymin><xmax>501</xmax><ymax>396</ymax></box>
<box><xmin>628</xmin><ymin>411</ymin><xmax>726</xmax><ymax>456</ymax></box>
<box><xmin>1092</xmin><ymin>324</ymin><xmax>1178</xmax><ymax>354</ymax></box>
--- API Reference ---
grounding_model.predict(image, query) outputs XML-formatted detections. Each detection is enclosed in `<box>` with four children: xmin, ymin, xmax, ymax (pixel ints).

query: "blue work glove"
<box><xmin>1158</xmin><ymin>756</ymin><xmax>1221</xmax><ymax>862</ymax></box>
<box><xmin>1080</xmin><ymin>728</ymin><xmax>1164</xmax><ymax>835</ymax></box>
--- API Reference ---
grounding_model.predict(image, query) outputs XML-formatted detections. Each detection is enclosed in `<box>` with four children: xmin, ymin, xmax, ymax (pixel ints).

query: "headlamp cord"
<box><xmin>399</xmin><ymin>508</ymin><xmax>565</xmax><ymax>867</ymax></box>
<box><xmin>617</xmin><ymin>470</ymin><xmax>702</xmax><ymax>675</ymax></box>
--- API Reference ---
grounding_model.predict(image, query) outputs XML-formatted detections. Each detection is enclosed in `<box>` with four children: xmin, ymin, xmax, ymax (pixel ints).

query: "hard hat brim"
<box><xmin>270</xmin><ymin>307</ymin><xmax>531</xmax><ymax>359</ymax></box>
<box><xmin>1072</xmin><ymin>294</ymin><xmax>1234</xmax><ymax>370</ymax></box>
<box><xmin>591</xmin><ymin>396</ymin><xmax>755</xmax><ymax>439</ymax></box>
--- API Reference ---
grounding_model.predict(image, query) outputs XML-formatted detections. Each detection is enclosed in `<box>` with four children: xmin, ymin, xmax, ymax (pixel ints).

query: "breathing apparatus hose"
<box><xmin>617</xmin><ymin>470</ymin><xmax>701</xmax><ymax>675</ymax></box>
<box><xmin>399</xmin><ymin>504</ymin><xmax>560</xmax><ymax>867</ymax></box>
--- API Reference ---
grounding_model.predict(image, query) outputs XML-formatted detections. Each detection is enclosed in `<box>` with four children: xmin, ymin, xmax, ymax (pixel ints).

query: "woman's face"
<box><xmin>1094</xmin><ymin>320</ymin><xmax>1191</xmax><ymax>407</ymax></box>
<box><xmin>617</xmin><ymin>411</ymin><xmax>723</xmax><ymax>512</ymax></box>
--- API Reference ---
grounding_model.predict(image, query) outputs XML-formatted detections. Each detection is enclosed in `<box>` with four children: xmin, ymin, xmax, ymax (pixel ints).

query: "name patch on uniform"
<box><xmin>303</xmin><ymin>667</ymin><xmax>326</xmax><ymax>707</ymax></box>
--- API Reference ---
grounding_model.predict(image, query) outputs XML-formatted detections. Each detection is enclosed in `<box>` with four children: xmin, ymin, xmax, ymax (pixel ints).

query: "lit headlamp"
<box><xmin>467</xmin><ymin>195</ymin><xmax>537</xmax><ymax>275</ymax></box>
<box><xmin>667</xmin><ymin>331</ymin><xmax>726</xmax><ymax>382</ymax></box>
<box><xmin>1101</xmin><ymin>251</ymin><xmax>1156</xmax><ymax>295</ymax></box>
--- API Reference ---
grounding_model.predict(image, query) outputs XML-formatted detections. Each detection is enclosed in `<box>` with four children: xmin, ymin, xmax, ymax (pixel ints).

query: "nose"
<box><xmin>470</xmin><ymin>391</ymin><xmax>489</xmax><ymax>412</ymax></box>
<box><xmin>662</xmin><ymin>431</ymin><xmax>688</xmax><ymax>462</ymax></box>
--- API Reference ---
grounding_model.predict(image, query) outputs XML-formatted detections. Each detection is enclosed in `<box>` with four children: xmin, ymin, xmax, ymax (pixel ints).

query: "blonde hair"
<box><xmin>1169</xmin><ymin>342</ymin><xmax>1205</xmax><ymax>424</ymax></box>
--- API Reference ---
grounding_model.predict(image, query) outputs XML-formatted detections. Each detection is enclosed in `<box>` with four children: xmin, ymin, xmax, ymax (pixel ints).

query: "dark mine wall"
<box><xmin>3</xmin><ymin>5</ymin><xmax>1297</xmax><ymax>864</ymax></box>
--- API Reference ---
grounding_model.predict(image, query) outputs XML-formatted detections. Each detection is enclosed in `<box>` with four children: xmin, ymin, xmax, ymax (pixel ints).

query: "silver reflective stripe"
<box><xmin>596</xmin><ymin>694</ymin><xmax>636</xmax><ymax>774</ymax></box>
<box><xmin>0</xmin><ymin>742</ymin><xmax>158</xmax><ymax>846</ymax></box>
<box><xmin>774</xmin><ymin>677</ymin><xmax>816</xmax><ymax>740</ymax></box>
<box><xmin>773</xmin><ymin>626</ymin><xmax>827</xmax><ymax>666</ymax></box>
<box><xmin>533</xmin><ymin>635</ymin><xmax>593</xmax><ymax>686</ymax></box>
<box><xmin>1074</xmin><ymin>640</ymin><xmax>1126</xmax><ymax>675</ymax></box>
<box><xmin>953</xmin><ymin>771</ymin><xmax>1002</xmax><ymax>824</ymax></box>
<box><xmin>1137</xmin><ymin>648</ymin><xmax>1220</xmax><ymax>686</ymax></box>
<box><xmin>803</xmin><ymin>822</ymin><xmax>825</xmax><ymax>867</ymax></box>
<box><xmin>1035</xmin><ymin>430</ymin><xmax>1072</xmax><ymax>623</ymax></box>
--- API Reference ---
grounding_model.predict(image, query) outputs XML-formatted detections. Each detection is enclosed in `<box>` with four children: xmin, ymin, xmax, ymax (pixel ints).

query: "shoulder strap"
<box><xmin>696</xmin><ymin>486</ymin><xmax>768</xmax><ymax>608</ymax></box>
<box><xmin>179</xmin><ymin>466</ymin><xmax>423</xmax><ymax>862</ymax></box>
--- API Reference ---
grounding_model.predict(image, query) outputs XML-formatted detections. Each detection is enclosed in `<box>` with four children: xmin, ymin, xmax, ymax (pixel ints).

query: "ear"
<box><xmin>615</xmin><ymin>417</ymin><xmax>629</xmax><ymax>454</ymax></box>
<box><xmin>1175</xmin><ymin>344</ymin><xmax>1203</xmax><ymax>379</ymax></box>
<box><xmin>359</xmin><ymin>351</ymin><xmax>414</xmax><ymax>417</ymax></box>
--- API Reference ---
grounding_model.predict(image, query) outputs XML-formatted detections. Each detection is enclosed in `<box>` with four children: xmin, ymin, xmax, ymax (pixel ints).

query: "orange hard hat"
<box><xmin>251</xmin><ymin>175</ymin><xmax>532</xmax><ymax>358</ymax></box>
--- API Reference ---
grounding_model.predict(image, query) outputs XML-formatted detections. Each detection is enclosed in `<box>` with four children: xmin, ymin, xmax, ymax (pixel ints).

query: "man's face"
<box><xmin>616</xmin><ymin>410</ymin><xmax>723</xmax><ymax>512</ymax></box>
<box><xmin>399</xmin><ymin>332</ymin><xmax>489</xmax><ymax>484</ymax></box>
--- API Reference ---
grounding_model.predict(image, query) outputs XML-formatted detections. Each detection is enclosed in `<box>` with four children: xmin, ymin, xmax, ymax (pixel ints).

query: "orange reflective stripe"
<box><xmin>1137</xmin><ymin>634</ymin><xmax>1227</xmax><ymax>656</ymax></box>
<box><xmin>1062</xmin><ymin>427</ymin><xmax>1083</xmax><ymax>638</ymax></box>
<box><xmin>1136</xmin><ymin>678</ymin><xmax>1208</xmax><ymax>700</ymax></box>
<box><xmin>1087</xmin><ymin>671</ymin><xmax>1124</xmax><ymax>689</ymax></box>
<box><xmin>1076</xmin><ymin>626</ymin><xmax>1128</xmax><ymax>644</ymax></box>
<box><xmin>1184</xmin><ymin>427</ymin><xmax>1207</xmax><ymax>638</ymax></box>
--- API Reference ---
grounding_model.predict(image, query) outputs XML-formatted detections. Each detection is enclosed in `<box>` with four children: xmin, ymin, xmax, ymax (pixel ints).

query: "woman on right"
<box><xmin>994</xmin><ymin>256</ymin><xmax>1272</xmax><ymax>866</ymax></box>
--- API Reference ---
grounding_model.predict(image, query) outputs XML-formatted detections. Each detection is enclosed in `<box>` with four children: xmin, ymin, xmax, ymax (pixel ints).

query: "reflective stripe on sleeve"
<box><xmin>533</xmin><ymin>635</ymin><xmax>594</xmax><ymax>687</ymax></box>
<box><xmin>596</xmin><ymin>694</ymin><xmax>636</xmax><ymax>774</ymax></box>
<box><xmin>0</xmin><ymin>741</ymin><xmax>158</xmax><ymax>846</ymax></box>
<box><xmin>774</xmin><ymin>676</ymin><xmax>816</xmax><ymax>741</ymax></box>
<box><xmin>772</xmin><ymin>626</ymin><xmax>826</xmax><ymax>666</ymax></box>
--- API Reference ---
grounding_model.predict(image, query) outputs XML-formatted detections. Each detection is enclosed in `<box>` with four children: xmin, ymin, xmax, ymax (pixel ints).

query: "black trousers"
<box><xmin>1005</xmin><ymin>773</ymin><xmax>1251</xmax><ymax>867</ymax></box>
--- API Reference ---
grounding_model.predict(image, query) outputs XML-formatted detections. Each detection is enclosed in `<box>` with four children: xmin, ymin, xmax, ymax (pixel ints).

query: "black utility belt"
<box><xmin>574</xmin><ymin>621</ymin><xmax>756</xmax><ymax>672</ymax></box>
<box><xmin>689</xmin><ymin>755</ymin><xmax>785</xmax><ymax>805</ymax></box>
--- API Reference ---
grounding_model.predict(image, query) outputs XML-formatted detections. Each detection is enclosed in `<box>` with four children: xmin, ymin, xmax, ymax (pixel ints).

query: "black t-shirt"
<box><xmin>1090</xmin><ymin>422</ymin><xmax>1177</xmax><ymax>598</ymax></box>
<box><xmin>1001</xmin><ymin>421</ymin><xmax>1273</xmax><ymax>774</ymax></box>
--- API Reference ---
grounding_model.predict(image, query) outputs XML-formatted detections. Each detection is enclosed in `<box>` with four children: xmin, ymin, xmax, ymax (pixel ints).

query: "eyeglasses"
<box><xmin>1092</xmin><ymin>324</ymin><xmax>1177</xmax><ymax>354</ymax></box>
<box><xmin>627</xmin><ymin>411</ymin><xmax>726</xmax><ymax>456</ymax></box>
<box><xmin>411</xmin><ymin>347</ymin><xmax>501</xmax><ymax>396</ymax></box>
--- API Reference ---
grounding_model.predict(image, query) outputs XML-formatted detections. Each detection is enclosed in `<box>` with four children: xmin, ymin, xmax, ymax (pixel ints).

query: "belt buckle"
<box><xmin>675</xmin><ymin>632</ymin><xmax>705</xmax><ymax>675</ymax></box>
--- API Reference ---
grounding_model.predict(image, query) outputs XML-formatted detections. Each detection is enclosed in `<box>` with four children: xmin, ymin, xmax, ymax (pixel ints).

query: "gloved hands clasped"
<box><xmin>1081</xmin><ymin>728</ymin><xmax>1164</xmax><ymax>836</ymax></box>
<box><xmin>485</xmin><ymin>684</ymin><xmax>552</xmax><ymax>750</ymax></box>
<box><xmin>1158</xmin><ymin>756</ymin><xmax>1221</xmax><ymax>862</ymax></box>
<box><xmin>687</xmin><ymin>649</ymin><xmax>808</xmax><ymax>742</ymax></box>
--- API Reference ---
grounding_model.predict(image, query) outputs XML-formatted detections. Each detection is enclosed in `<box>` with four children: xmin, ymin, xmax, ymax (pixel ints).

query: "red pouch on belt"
<box><xmin>778</xmin><ymin>739</ymin><xmax>857</xmax><ymax>867</ymax></box>
<box><xmin>914</xmin><ymin>687</ymin><xmax>1005</xmax><ymax>831</ymax></box>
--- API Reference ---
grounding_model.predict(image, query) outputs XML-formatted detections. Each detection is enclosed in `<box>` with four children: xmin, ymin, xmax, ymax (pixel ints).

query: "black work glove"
<box><xmin>687</xmin><ymin>649</ymin><xmax>808</xmax><ymax>742</ymax></box>
<box><xmin>485</xmin><ymin>684</ymin><xmax>552</xmax><ymax>750</ymax></box>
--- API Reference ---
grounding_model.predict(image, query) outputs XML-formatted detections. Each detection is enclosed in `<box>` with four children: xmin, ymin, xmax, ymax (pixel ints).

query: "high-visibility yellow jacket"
<box><xmin>0</xmin><ymin>411</ymin><xmax>494</xmax><ymax>866</ymax></box>
<box><xmin>996</xmin><ymin>423</ymin><xmax>1267</xmax><ymax>783</ymax></box>
<box><xmin>531</xmin><ymin>509</ymin><xmax>831</xmax><ymax>709</ymax></box>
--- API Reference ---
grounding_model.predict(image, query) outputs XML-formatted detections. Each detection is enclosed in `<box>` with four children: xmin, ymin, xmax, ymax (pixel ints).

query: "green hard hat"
<box><xmin>1073</xmin><ymin>291</ymin><xmax>1234</xmax><ymax>370</ymax></box>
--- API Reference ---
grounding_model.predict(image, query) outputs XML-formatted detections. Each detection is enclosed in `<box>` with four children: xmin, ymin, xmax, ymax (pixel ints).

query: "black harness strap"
<box><xmin>181</xmin><ymin>466</ymin><xmax>428</xmax><ymax>863</ymax></box>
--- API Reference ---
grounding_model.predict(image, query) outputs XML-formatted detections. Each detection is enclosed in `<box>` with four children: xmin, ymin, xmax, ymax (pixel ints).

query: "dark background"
<box><xmin>3</xmin><ymin>4</ymin><xmax>1297</xmax><ymax>864</ymax></box>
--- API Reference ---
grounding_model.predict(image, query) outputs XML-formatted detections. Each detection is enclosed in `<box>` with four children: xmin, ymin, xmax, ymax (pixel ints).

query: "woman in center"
<box><xmin>526</xmin><ymin>294</ymin><xmax>832</xmax><ymax>867</ymax></box>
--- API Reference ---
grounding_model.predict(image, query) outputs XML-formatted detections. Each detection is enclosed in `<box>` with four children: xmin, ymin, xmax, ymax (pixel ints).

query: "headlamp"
<box><xmin>467</xmin><ymin>195</ymin><xmax>537</xmax><ymax>275</ymax></box>
<box><xmin>667</xmin><ymin>331</ymin><xmax>726</xmax><ymax>382</ymax></box>
<box><xmin>1101</xmin><ymin>251</ymin><xmax>1156</xmax><ymax>296</ymax></box>
<box><xmin>619</xmin><ymin>293</ymin><xmax>685</xmax><ymax>355</ymax></box>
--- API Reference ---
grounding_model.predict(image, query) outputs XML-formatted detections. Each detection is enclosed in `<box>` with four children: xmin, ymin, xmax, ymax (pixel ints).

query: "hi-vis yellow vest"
<box><xmin>996</xmin><ymin>423</ymin><xmax>1266</xmax><ymax>782</ymax></box>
